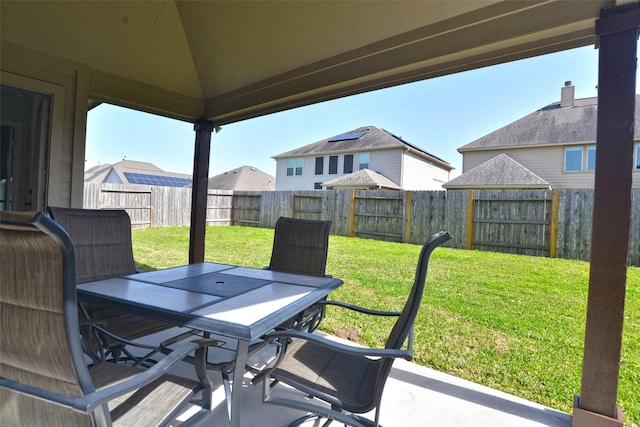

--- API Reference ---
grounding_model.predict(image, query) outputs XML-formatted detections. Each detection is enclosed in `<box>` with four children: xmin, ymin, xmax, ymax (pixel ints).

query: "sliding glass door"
<box><xmin>1</xmin><ymin>84</ymin><xmax>51</xmax><ymax>211</ymax></box>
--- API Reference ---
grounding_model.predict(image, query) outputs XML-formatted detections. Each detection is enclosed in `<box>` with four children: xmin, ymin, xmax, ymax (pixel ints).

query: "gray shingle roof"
<box><xmin>458</xmin><ymin>95</ymin><xmax>640</xmax><ymax>152</ymax></box>
<box><xmin>207</xmin><ymin>166</ymin><xmax>275</xmax><ymax>191</ymax></box>
<box><xmin>84</xmin><ymin>159</ymin><xmax>191</xmax><ymax>185</ymax></box>
<box><xmin>443</xmin><ymin>154</ymin><xmax>550</xmax><ymax>189</ymax></box>
<box><xmin>273</xmin><ymin>125</ymin><xmax>452</xmax><ymax>170</ymax></box>
<box><xmin>84</xmin><ymin>163</ymin><xmax>112</xmax><ymax>182</ymax></box>
<box><xmin>322</xmin><ymin>169</ymin><xmax>402</xmax><ymax>190</ymax></box>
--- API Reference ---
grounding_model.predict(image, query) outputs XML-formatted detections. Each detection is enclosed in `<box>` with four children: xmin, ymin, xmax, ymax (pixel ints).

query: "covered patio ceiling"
<box><xmin>1</xmin><ymin>0</ymin><xmax>616</xmax><ymax>125</ymax></box>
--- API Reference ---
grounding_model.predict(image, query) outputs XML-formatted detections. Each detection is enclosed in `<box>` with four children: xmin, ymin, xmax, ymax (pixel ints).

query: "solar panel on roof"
<box><xmin>328</xmin><ymin>131</ymin><xmax>367</xmax><ymax>142</ymax></box>
<box><xmin>124</xmin><ymin>172</ymin><xmax>192</xmax><ymax>187</ymax></box>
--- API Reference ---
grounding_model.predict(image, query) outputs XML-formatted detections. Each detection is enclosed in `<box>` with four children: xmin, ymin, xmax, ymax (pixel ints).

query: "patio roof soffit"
<box><xmin>203</xmin><ymin>2</ymin><xmax>611</xmax><ymax>125</ymax></box>
<box><xmin>1</xmin><ymin>1</ymin><xmax>615</xmax><ymax>125</ymax></box>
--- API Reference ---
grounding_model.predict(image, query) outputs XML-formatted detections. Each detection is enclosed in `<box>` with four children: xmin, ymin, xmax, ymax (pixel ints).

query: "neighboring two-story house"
<box><xmin>273</xmin><ymin>126</ymin><xmax>453</xmax><ymax>191</ymax></box>
<box><xmin>444</xmin><ymin>82</ymin><xmax>640</xmax><ymax>190</ymax></box>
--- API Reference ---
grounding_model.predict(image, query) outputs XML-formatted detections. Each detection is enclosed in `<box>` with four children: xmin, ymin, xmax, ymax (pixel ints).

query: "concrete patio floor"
<box><xmin>190</xmin><ymin>359</ymin><xmax>572</xmax><ymax>427</ymax></box>
<box><xmin>134</xmin><ymin>328</ymin><xmax>573</xmax><ymax>427</ymax></box>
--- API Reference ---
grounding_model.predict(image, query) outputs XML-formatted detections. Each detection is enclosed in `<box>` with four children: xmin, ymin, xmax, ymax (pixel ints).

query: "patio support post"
<box><xmin>189</xmin><ymin>119</ymin><xmax>214</xmax><ymax>264</ymax></box>
<box><xmin>573</xmin><ymin>4</ymin><xmax>639</xmax><ymax>426</ymax></box>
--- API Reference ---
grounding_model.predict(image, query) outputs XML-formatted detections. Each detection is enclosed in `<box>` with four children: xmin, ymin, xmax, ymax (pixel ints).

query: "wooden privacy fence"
<box><xmin>465</xmin><ymin>190</ymin><xmax>558</xmax><ymax>258</ymax></box>
<box><xmin>83</xmin><ymin>183</ymin><xmax>640</xmax><ymax>267</ymax></box>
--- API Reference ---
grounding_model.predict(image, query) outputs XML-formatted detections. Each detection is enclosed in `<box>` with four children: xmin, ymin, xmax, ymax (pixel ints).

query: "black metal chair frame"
<box><xmin>254</xmin><ymin>231</ymin><xmax>451</xmax><ymax>427</ymax></box>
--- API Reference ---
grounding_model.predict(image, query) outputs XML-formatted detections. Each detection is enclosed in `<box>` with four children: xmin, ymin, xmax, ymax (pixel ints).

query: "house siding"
<box><xmin>369</xmin><ymin>149</ymin><xmax>402</xmax><ymax>184</ymax></box>
<box><xmin>402</xmin><ymin>151</ymin><xmax>450</xmax><ymax>190</ymax></box>
<box><xmin>461</xmin><ymin>145</ymin><xmax>640</xmax><ymax>189</ymax></box>
<box><xmin>275</xmin><ymin>156</ymin><xmax>321</xmax><ymax>191</ymax></box>
<box><xmin>276</xmin><ymin>148</ymin><xmax>409</xmax><ymax>190</ymax></box>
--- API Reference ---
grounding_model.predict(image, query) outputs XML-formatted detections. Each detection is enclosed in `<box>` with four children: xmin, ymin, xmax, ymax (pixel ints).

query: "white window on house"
<box><xmin>587</xmin><ymin>145</ymin><xmax>596</xmax><ymax>171</ymax></box>
<box><xmin>565</xmin><ymin>147</ymin><xmax>583</xmax><ymax>171</ymax></box>
<box><xmin>344</xmin><ymin>154</ymin><xmax>354</xmax><ymax>173</ymax></box>
<box><xmin>636</xmin><ymin>143</ymin><xmax>640</xmax><ymax>169</ymax></box>
<box><xmin>359</xmin><ymin>152</ymin><xmax>370</xmax><ymax>170</ymax></box>
<box><xmin>287</xmin><ymin>158</ymin><xmax>303</xmax><ymax>176</ymax></box>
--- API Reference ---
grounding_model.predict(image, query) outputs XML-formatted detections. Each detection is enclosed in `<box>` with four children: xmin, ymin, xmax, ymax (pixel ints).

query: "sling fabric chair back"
<box><xmin>47</xmin><ymin>207</ymin><xmax>170</xmax><ymax>360</ymax></box>
<box><xmin>267</xmin><ymin>216</ymin><xmax>332</xmax><ymax>331</ymax></box>
<box><xmin>47</xmin><ymin>207</ymin><xmax>137</xmax><ymax>283</ymax></box>
<box><xmin>0</xmin><ymin>212</ymin><xmax>105</xmax><ymax>425</ymax></box>
<box><xmin>268</xmin><ymin>216</ymin><xmax>332</xmax><ymax>277</ymax></box>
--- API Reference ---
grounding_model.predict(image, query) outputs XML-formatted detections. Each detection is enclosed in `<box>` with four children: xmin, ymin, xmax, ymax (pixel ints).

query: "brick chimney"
<box><xmin>560</xmin><ymin>81</ymin><xmax>575</xmax><ymax>108</ymax></box>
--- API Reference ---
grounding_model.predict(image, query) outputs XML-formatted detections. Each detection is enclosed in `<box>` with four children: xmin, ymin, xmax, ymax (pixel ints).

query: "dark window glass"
<box><xmin>314</xmin><ymin>182</ymin><xmax>322</xmax><ymax>189</ymax></box>
<box><xmin>329</xmin><ymin>156</ymin><xmax>338</xmax><ymax>174</ymax></box>
<box><xmin>315</xmin><ymin>157</ymin><xmax>324</xmax><ymax>175</ymax></box>
<box><xmin>344</xmin><ymin>154</ymin><xmax>353</xmax><ymax>173</ymax></box>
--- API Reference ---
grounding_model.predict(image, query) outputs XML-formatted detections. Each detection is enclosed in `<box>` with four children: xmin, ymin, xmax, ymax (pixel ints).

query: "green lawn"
<box><xmin>132</xmin><ymin>225</ymin><xmax>639</xmax><ymax>426</ymax></box>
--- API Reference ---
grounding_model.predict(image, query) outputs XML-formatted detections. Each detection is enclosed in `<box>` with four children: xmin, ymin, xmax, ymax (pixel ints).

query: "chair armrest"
<box><xmin>75</xmin><ymin>337</ymin><xmax>217</xmax><ymax>413</ymax></box>
<box><xmin>1</xmin><ymin>338</ymin><xmax>217</xmax><ymax>415</ymax></box>
<box><xmin>317</xmin><ymin>300</ymin><xmax>401</xmax><ymax>317</ymax></box>
<box><xmin>267</xmin><ymin>330</ymin><xmax>411</xmax><ymax>360</ymax></box>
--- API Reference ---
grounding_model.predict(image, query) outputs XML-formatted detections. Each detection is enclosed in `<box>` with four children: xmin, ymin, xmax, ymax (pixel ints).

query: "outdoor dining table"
<box><xmin>76</xmin><ymin>262</ymin><xmax>343</xmax><ymax>427</ymax></box>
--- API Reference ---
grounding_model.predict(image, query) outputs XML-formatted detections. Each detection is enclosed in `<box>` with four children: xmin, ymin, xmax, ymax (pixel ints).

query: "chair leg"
<box><xmin>221</xmin><ymin>366</ymin><xmax>233</xmax><ymax>420</ymax></box>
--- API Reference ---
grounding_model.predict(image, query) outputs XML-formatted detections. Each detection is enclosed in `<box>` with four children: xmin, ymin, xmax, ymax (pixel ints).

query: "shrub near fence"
<box><xmin>84</xmin><ymin>183</ymin><xmax>640</xmax><ymax>267</ymax></box>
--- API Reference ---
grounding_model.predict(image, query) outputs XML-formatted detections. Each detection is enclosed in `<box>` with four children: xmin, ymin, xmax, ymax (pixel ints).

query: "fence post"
<box><xmin>549</xmin><ymin>189</ymin><xmax>560</xmax><ymax>258</ymax></box>
<box><xmin>149</xmin><ymin>187</ymin><xmax>154</xmax><ymax>227</ymax></box>
<box><xmin>404</xmin><ymin>190</ymin><xmax>412</xmax><ymax>243</ymax></box>
<box><xmin>465</xmin><ymin>190</ymin><xmax>474</xmax><ymax>249</ymax></box>
<box><xmin>348</xmin><ymin>189</ymin><xmax>356</xmax><ymax>237</ymax></box>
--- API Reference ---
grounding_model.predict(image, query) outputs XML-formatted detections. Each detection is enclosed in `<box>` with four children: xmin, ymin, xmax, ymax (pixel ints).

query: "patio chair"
<box><xmin>267</xmin><ymin>216</ymin><xmax>332</xmax><ymax>332</ymax></box>
<box><xmin>210</xmin><ymin>216</ymin><xmax>334</xmax><ymax>419</ymax></box>
<box><xmin>47</xmin><ymin>207</ymin><xmax>175</xmax><ymax>363</ymax></box>
<box><xmin>254</xmin><ymin>231</ymin><xmax>451</xmax><ymax>427</ymax></box>
<box><xmin>0</xmin><ymin>212</ymin><xmax>214</xmax><ymax>426</ymax></box>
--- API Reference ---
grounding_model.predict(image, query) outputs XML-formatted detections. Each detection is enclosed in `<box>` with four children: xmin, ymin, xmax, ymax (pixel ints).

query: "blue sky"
<box><xmin>86</xmin><ymin>43</ymin><xmax>637</xmax><ymax>179</ymax></box>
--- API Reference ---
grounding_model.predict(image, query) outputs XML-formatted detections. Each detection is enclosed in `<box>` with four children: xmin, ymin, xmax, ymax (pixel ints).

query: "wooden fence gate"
<box><xmin>466</xmin><ymin>190</ymin><xmax>559</xmax><ymax>257</ymax></box>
